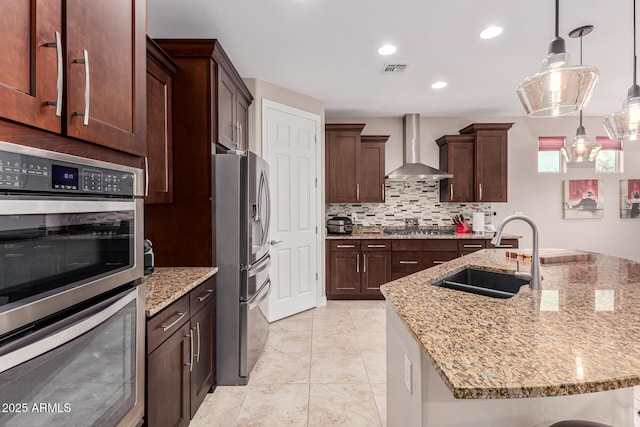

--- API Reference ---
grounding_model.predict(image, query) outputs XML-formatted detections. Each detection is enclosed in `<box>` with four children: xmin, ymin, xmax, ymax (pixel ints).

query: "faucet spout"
<box><xmin>491</xmin><ymin>215</ymin><xmax>542</xmax><ymax>291</ymax></box>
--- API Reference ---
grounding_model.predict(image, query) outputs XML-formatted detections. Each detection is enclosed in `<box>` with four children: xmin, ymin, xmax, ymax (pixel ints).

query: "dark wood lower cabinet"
<box><xmin>327</xmin><ymin>238</ymin><xmax>520</xmax><ymax>296</ymax></box>
<box><xmin>146</xmin><ymin>279</ymin><xmax>216</xmax><ymax>426</ymax></box>
<box><xmin>147</xmin><ymin>322</ymin><xmax>191</xmax><ymax>427</ymax></box>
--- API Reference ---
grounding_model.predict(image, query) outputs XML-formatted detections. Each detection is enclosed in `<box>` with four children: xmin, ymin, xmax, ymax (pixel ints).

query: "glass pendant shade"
<box><xmin>561</xmin><ymin>130</ymin><xmax>602</xmax><ymax>164</ymax></box>
<box><xmin>517</xmin><ymin>49</ymin><xmax>600</xmax><ymax>117</ymax></box>
<box><xmin>602</xmin><ymin>85</ymin><xmax>640</xmax><ymax>141</ymax></box>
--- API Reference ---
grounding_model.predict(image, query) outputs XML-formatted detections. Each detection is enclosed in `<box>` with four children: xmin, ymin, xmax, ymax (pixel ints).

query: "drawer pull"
<box><xmin>197</xmin><ymin>289</ymin><xmax>214</xmax><ymax>302</ymax></box>
<box><xmin>463</xmin><ymin>244</ymin><xmax>483</xmax><ymax>248</ymax></box>
<box><xmin>433</xmin><ymin>261</ymin><xmax>446</xmax><ymax>264</ymax></box>
<box><xmin>161</xmin><ymin>311</ymin><xmax>187</xmax><ymax>332</ymax></box>
<box><xmin>495</xmin><ymin>244</ymin><xmax>514</xmax><ymax>248</ymax></box>
<box><xmin>399</xmin><ymin>260</ymin><xmax>418</xmax><ymax>264</ymax></box>
<box><xmin>336</xmin><ymin>244</ymin><xmax>355</xmax><ymax>248</ymax></box>
<box><xmin>367</xmin><ymin>244</ymin><xmax>387</xmax><ymax>248</ymax></box>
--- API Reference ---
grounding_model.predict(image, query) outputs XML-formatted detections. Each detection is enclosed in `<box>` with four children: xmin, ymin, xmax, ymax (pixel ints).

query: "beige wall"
<box><xmin>328</xmin><ymin>115</ymin><xmax>640</xmax><ymax>261</ymax></box>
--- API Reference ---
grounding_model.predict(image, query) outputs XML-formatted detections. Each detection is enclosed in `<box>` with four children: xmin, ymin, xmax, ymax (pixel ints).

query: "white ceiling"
<box><xmin>147</xmin><ymin>0</ymin><xmax>633</xmax><ymax>118</ymax></box>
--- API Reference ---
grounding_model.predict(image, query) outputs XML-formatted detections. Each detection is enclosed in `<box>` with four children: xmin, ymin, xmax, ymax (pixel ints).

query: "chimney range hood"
<box><xmin>386</xmin><ymin>114</ymin><xmax>453</xmax><ymax>180</ymax></box>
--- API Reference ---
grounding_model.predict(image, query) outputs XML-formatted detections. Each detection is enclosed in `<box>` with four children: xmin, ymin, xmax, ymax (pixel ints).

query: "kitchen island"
<box><xmin>381</xmin><ymin>249</ymin><xmax>640</xmax><ymax>426</ymax></box>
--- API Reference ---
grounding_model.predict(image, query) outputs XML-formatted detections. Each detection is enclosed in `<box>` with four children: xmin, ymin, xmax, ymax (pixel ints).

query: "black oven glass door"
<box><xmin>0</xmin><ymin>199</ymin><xmax>135</xmax><ymax>310</ymax></box>
<box><xmin>0</xmin><ymin>286</ymin><xmax>139</xmax><ymax>427</ymax></box>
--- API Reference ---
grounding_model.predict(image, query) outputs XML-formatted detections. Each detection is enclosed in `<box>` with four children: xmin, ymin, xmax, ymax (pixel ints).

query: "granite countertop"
<box><xmin>326</xmin><ymin>225</ymin><xmax>520</xmax><ymax>240</ymax></box>
<box><xmin>380</xmin><ymin>249</ymin><xmax>640</xmax><ymax>399</ymax></box>
<box><xmin>143</xmin><ymin>267</ymin><xmax>218</xmax><ymax>317</ymax></box>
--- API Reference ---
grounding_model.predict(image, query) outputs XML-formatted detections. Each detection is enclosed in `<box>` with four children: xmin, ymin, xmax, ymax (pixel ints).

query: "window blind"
<box><xmin>538</xmin><ymin>136</ymin><xmax>566</xmax><ymax>151</ymax></box>
<box><xmin>596</xmin><ymin>136</ymin><xmax>623</xmax><ymax>150</ymax></box>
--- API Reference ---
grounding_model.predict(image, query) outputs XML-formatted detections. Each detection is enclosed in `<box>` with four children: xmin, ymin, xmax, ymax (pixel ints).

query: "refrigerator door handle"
<box><xmin>262</xmin><ymin>170</ymin><xmax>272</xmax><ymax>246</ymax></box>
<box><xmin>248</xmin><ymin>279</ymin><xmax>271</xmax><ymax>310</ymax></box>
<box><xmin>248</xmin><ymin>254</ymin><xmax>271</xmax><ymax>278</ymax></box>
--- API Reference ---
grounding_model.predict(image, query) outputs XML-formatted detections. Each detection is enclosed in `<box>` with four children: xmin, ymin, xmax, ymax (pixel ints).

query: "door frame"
<box><xmin>261</xmin><ymin>99</ymin><xmax>326</xmax><ymax>313</ymax></box>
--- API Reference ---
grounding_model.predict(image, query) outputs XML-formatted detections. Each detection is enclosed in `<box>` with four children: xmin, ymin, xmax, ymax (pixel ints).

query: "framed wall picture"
<box><xmin>563</xmin><ymin>179</ymin><xmax>603</xmax><ymax>219</ymax></box>
<box><xmin>620</xmin><ymin>179</ymin><xmax>640</xmax><ymax>219</ymax></box>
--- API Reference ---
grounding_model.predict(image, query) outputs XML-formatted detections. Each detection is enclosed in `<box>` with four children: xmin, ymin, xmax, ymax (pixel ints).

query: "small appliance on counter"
<box><xmin>144</xmin><ymin>239</ymin><xmax>155</xmax><ymax>275</ymax></box>
<box><xmin>327</xmin><ymin>216</ymin><xmax>353</xmax><ymax>234</ymax></box>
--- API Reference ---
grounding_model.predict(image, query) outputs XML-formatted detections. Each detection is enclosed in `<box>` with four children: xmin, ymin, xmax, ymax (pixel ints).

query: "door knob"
<box><xmin>269</xmin><ymin>240</ymin><xmax>283</xmax><ymax>245</ymax></box>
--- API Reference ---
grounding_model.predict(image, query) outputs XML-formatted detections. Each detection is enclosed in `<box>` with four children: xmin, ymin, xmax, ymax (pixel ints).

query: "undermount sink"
<box><xmin>431</xmin><ymin>268</ymin><xmax>529</xmax><ymax>299</ymax></box>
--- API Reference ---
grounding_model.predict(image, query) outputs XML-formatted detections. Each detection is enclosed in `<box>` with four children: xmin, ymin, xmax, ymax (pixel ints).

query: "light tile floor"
<box><xmin>191</xmin><ymin>300</ymin><xmax>640</xmax><ymax>427</ymax></box>
<box><xmin>191</xmin><ymin>300</ymin><xmax>386</xmax><ymax>427</ymax></box>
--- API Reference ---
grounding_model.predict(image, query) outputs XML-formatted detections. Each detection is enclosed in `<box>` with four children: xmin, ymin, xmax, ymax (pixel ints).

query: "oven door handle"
<box><xmin>0</xmin><ymin>199</ymin><xmax>136</xmax><ymax>215</ymax></box>
<box><xmin>0</xmin><ymin>287</ymin><xmax>137</xmax><ymax>372</ymax></box>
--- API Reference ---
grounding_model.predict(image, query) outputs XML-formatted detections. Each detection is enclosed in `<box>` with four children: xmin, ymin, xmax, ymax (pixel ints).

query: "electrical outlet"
<box><xmin>404</xmin><ymin>354</ymin><xmax>412</xmax><ymax>394</ymax></box>
<box><xmin>351</xmin><ymin>212</ymin><xmax>357</xmax><ymax>222</ymax></box>
<box><xmin>515</xmin><ymin>210</ymin><xmax>524</xmax><ymax>216</ymax></box>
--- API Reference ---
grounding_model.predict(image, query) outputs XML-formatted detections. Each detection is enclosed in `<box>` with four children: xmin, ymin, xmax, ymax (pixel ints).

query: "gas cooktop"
<box><xmin>382</xmin><ymin>228</ymin><xmax>456</xmax><ymax>236</ymax></box>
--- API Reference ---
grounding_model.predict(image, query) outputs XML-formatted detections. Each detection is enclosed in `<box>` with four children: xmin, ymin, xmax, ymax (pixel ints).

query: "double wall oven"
<box><xmin>0</xmin><ymin>142</ymin><xmax>144</xmax><ymax>427</ymax></box>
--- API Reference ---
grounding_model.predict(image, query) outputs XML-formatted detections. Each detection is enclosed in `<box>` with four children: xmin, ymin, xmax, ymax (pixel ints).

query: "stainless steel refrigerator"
<box><xmin>215</xmin><ymin>150</ymin><xmax>271</xmax><ymax>385</ymax></box>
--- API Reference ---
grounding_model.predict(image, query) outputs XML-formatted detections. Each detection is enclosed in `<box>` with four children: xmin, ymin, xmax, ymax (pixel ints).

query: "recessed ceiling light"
<box><xmin>431</xmin><ymin>81</ymin><xmax>447</xmax><ymax>89</ymax></box>
<box><xmin>378</xmin><ymin>44</ymin><xmax>397</xmax><ymax>56</ymax></box>
<box><xmin>480</xmin><ymin>26</ymin><xmax>503</xmax><ymax>39</ymax></box>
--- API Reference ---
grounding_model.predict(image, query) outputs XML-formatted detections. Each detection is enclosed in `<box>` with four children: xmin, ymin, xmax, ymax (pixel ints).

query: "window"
<box><xmin>595</xmin><ymin>136</ymin><xmax>623</xmax><ymax>173</ymax></box>
<box><xmin>538</xmin><ymin>136</ymin><xmax>565</xmax><ymax>173</ymax></box>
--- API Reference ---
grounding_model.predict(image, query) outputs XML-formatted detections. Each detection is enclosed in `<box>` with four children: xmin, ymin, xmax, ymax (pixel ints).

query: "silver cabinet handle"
<box><xmin>494</xmin><ymin>244</ymin><xmax>514</xmax><ymax>248</ymax></box>
<box><xmin>161</xmin><ymin>311</ymin><xmax>187</xmax><ymax>332</ymax></box>
<box><xmin>399</xmin><ymin>260</ymin><xmax>418</xmax><ymax>264</ymax></box>
<box><xmin>195</xmin><ymin>322</ymin><xmax>201</xmax><ymax>363</ymax></box>
<box><xmin>356</xmin><ymin>254</ymin><xmax>360</xmax><ymax>272</ymax></box>
<box><xmin>144</xmin><ymin>157</ymin><xmax>149</xmax><ymax>197</ymax></box>
<box><xmin>363</xmin><ymin>254</ymin><xmax>367</xmax><ymax>273</ymax></box>
<box><xmin>450</xmin><ymin>183</ymin><xmax>454</xmax><ymax>200</ymax></box>
<box><xmin>239</xmin><ymin>123</ymin><xmax>243</xmax><ymax>150</ymax></box>
<box><xmin>433</xmin><ymin>261</ymin><xmax>446</xmax><ymax>264</ymax></box>
<box><xmin>356</xmin><ymin>183</ymin><xmax>360</xmax><ymax>201</ymax></box>
<box><xmin>463</xmin><ymin>244</ymin><xmax>483</xmax><ymax>248</ymax></box>
<box><xmin>479</xmin><ymin>183</ymin><xmax>483</xmax><ymax>200</ymax></box>
<box><xmin>336</xmin><ymin>244</ymin><xmax>355</xmax><ymax>248</ymax></box>
<box><xmin>43</xmin><ymin>32</ymin><xmax>63</xmax><ymax>117</ymax></box>
<box><xmin>382</xmin><ymin>184</ymin><xmax>385</xmax><ymax>201</ymax></box>
<box><xmin>185</xmin><ymin>329</ymin><xmax>194</xmax><ymax>372</ymax></box>
<box><xmin>367</xmin><ymin>244</ymin><xmax>386</xmax><ymax>248</ymax></box>
<box><xmin>197</xmin><ymin>289</ymin><xmax>214</xmax><ymax>302</ymax></box>
<box><xmin>73</xmin><ymin>49</ymin><xmax>90</xmax><ymax>126</ymax></box>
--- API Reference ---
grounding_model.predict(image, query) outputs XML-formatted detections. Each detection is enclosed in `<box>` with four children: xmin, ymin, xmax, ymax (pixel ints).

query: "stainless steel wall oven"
<box><xmin>0</xmin><ymin>141</ymin><xmax>144</xmax><ymax>427</ymax></box>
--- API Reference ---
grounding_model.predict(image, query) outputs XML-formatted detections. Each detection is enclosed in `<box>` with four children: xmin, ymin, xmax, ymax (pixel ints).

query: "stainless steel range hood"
<box><xmin>386</xmin><ymin>114</ymin><xmax>453</xmax><ymax>180</ymax></box>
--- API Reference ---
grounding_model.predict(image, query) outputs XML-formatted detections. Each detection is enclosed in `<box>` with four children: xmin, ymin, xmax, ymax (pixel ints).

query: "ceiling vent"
<box><xmin>381</xmin><ymin>64</ymin><xmax>407</xmax><ymax>74</ymax></box>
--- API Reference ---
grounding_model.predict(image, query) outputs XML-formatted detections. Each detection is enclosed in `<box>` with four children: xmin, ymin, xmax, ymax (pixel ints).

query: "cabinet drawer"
<box><xmin>489</xmin><ymin>238</ymin><xmax>519</xmax><ymax>249</ymax></box>
<box><xmin>392</xmin><ymin>239</ymin><xmax>457</xmax><ymax>252</ymax></box>
<box><xmin>329</xmin><ymin>240</ymin><xmax>361</xmax><ymax>251</ymax></box>
<box><xmin>147</xmin><ymin>294</ymin><xmax>190</xmax><ymax>354</ymax></box>
<box><xmin>361</xmin><ymin>240</ymin><xmax>391</xmax><ymax>251</ymax></box>
<box><xmin>190</xmin><ymin>277</ymin><xmax>216</xmax><ymax>315</ymax></box>
<box><xmin>392</xmin><ymin>251</ymin><xmax>458</xmax><ymax>274</ymax></box>
<box><xmin>457</xmin><ymin>240</ymin><xmax>486</xmax><ymax>252</ymax></box>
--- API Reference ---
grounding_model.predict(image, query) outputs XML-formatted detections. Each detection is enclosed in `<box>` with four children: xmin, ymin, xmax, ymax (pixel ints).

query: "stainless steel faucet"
<box><xmin>491</xmin><ymin>214</ymin><xmax>542</xmax><ymax>290</ymax></box>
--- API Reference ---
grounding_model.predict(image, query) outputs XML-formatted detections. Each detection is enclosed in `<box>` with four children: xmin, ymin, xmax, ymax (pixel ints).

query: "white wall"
<box><xmin>328</xmin><ymin>116</ymin><xmax>640</xmax><ymax>261</ymax></box>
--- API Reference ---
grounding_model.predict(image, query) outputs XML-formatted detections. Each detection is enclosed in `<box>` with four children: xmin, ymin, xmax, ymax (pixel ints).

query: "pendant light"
<box><xmin>561</xmin><ymin>25</ymin><xmax>602</xmax><ymax>165</ymax></box>
<box><xmin>602</xmin><ymin>0</ymin><xmax>640</xmax><ymax>141</ymax></box>
<box><xmin>516</xmin><ymin>0</ymin><xmax>599</xmax><ymax>117</ymax></box>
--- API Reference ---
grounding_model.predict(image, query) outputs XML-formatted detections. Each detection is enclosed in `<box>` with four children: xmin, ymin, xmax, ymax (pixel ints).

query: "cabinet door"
<box><xmin>147</xmin><ymin>322</ymin><xmax>191</xmax><ymax>427</ymax></box>
<box><xmin>326</xmin><ymin>131</ymin><xmax>361</xmax><ymax>203</ymax></box>
<box><xmin>146</xmin><ymin>49</ymin><xmax>175</xmax><ymax>204</ymax></box>
<box><xmin>443</xmin><ymin>141</ymin><xmax>474</xmax><ymax>202</ymax></box>
<box><xmin>0</xmin><ymin>0</ymin><xmax>61</xmax><ymax>133</ymax></box>
<box><xmin>329</xmin><ymin>250</ymin><xmax>361</xmax><ymax>297</ymax></box>
<box><xmin>217</xmin><ymin>67</ymin><xmax>236</xmax><ymax>150</ymax></box>
<box><xmin>361</xmin><ymin>251</ymin><xmax>391</xmax><ymax>295</ymax></box>
<box><xmin>190</xmin><ymin>300</ymin><xmax>215</xmax><ymax>418</ymax></box>
<box><xmin>475</xmin><ymin>130</ymin><xmax>508</xmax><ymax>202</ymax></box>
<box><xmin>360</xmin><ymin>142</ymin><xmax>385</xmax><ymax>203</ymax></box>
<box><xmin>236</xmin><ymin>94</ymin><xmax>250</xmax><ymax>152</ymax></box>
<box><xmin>65</xmin><ymin>0</ymin><xmax>146</xmax><ymax>156</ymax></box>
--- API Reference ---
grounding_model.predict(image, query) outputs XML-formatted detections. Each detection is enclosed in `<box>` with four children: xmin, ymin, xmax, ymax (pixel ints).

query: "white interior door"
<box><xmin>261</xmin><ymin>99</ymin><xmax>320</xmax><ymax>322</ymax></box>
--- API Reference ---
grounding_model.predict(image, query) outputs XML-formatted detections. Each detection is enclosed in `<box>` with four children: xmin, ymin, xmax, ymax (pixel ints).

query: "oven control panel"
<box><xmin>0</xmin><ymin>150</ymin><xmax>134</xmax><ymax>196</ymax></box>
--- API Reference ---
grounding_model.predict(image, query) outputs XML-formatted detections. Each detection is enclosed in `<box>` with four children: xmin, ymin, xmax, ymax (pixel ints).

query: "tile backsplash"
<box><xmin>326</xmin><ymin>181</ymin><xmax>493</xmax><ymax>226</ymax></box>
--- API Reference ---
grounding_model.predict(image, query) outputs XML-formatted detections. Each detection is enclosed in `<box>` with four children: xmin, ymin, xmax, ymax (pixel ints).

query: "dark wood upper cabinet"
<box><xmin>360</xmin><ymin>135</ymin><xmax>389</xmax><ymax>203</ymax></box>
<box><xmin>437</xmin><ymin>123</ymin><xmax>513</xmax><ymax>203</ymax></box>
<box><xmin>437</xmin><ymin>135</ymin><xmax>475</xmax><ymax>203</ymax></box>
<box><xmin>0</xmin><ymin>0</ymin><xmax>62</xmax><ymax>133</ymax></box>
<box><xmin>146</xmin><ymin>37</ymin><xmax>177</xmax><ymax>204</ymax></box>
<box><xmin>325</xmin><ymin>124</ymin><xmax>387</xmax><ymax>204</ymax></box>
<box><xmin>0</xmin><ymin>0</ymin><xmax>146</xmax><ymax>157</ymax></box>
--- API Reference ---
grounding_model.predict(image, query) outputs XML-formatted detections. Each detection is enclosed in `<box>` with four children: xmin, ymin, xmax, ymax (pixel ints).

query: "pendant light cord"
<box><xmin>555</xmin><ymin>0</ymin><xmax>560</xmax><ymax>37</ymax></box>
<box><xmin>634</xmin><ymin>0</ymin><xmax>637</xmax><ymax>85</ymax></box>
<box><xmin>579</xmin><ymin>32</ymin><xmax>584</xmax><ymax>127</ymax></box>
